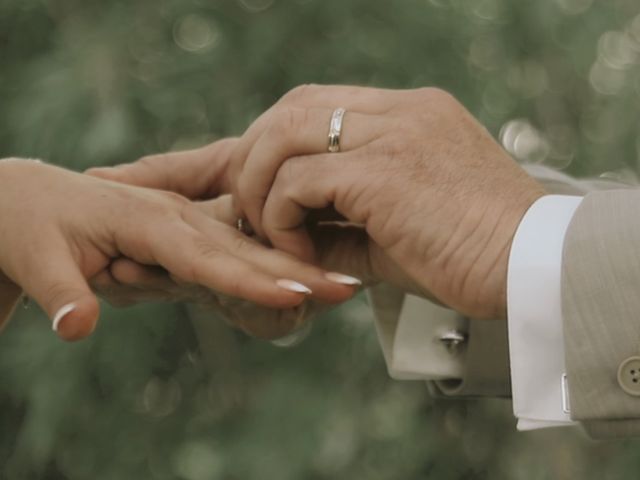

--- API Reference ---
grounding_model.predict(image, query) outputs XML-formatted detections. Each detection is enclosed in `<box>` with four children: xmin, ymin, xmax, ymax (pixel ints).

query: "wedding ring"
<box><xmin>327</xmin><ymin>108</ymin><xmax>346</xmax><ymax>153</ymax></box>
<box><xmin>236</xmin><ymin>217</ymin><xmax>254</xmax><ymax>235</ymax></box>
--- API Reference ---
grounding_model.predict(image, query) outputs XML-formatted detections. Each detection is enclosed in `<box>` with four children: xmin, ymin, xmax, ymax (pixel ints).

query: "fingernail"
<box><xmin>52</xmin><ymin>303</ymin><xmax>76</xmax><ymax>332</ymax></box>
<box><xmin>325</xmin><ymin>272</ymin><xmax>362</xmax><ymax>286</ymax></box>
<box><xmin>276</xmin><ymin>279</ymin><xmax>312</xmax><ymax>294</ymax></box>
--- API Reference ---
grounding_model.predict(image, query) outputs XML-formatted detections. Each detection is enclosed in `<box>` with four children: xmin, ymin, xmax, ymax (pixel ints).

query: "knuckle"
<box><xmin>138</xmin><ymin>198</ymin><xmax>175</xmax><ymax>220</ymax></box>
<box><xmin>363</xmin><ymin>136</ymin><xmax>398</xmax><ymax>159</ymax></box>
<box><xmin>135</xmin><ymin>190</ymin><xmax>190</xmax><ymax>221</ymax></box>
<box><xmin>269</xmin><ymin>107</ymin><xmax>305</xmax><ymax>139</ymax></box>
<box><xmin>161</xmin><ymin>190</ymin><xmax>189</xmax><ymax>207</ymax></box>
<box><xmin>184</xmin><ymin>240</ymin><xmax>224</xmax><ymax>283</ymax></box>
<box><xmin>272</xmin><ymin>158</ymin><xmax>296</xmax><ymax>190</ymax></box>
<box><xmin>236</xmin><ymin>175</ymin><xmax>252</xmax><ymax>203</ymax></box>
<box><xmin>416</xmin><ymin>86</ymin><xmax>443</xmax><ymax>98</ymax></box>
<box><xmin>236</xmin><ymin>184</ymin><xmax>263</xmax><ymax>219</ymax></box>
<box><xmin>226</xmin><ymin>275</ymin><xmax>246</xmax><ymax>298</ymax></box>
<box><xmin>231</xmin><ymin>233</ymin><xmax>255</xmax><ymax>254</ymax></box>
<box><xmin>211</xmin><ymin>137</ymin><xmax>239</xmax><ymax>153</ymax></box>
<box><xmin>137</xmin><ymin>153</ymin><xmax>173</xmax><ymax>183</ymax></box>
<box><xmin>195</xmin><ymin>238</ymin><xmax>224</xmax><ymax>260</ymax></box>
<box><xmin>207</xmin><ymin>137</ymin><xmax>239</xmax><ymax>166</ymax></box>
<box><xmin>44</xmin><ymin>281</ymin><xmax>83</xmax><ymax>311</ymax></box>
<box><xmin>418</xmin><ymin>87</ymin><xmax>458</xmax><ymax>108</ymax></box>
<box><xmin>128</xmin><ymin>224</ymin><xmax>156</xmax><ymax>253</ymax></box>
<box><xmin>279</xmin><ymin>83</ymin><xmax>318</xmax><ymax>104</ymax></box>
<box><xmin>135</xmin><ymin>154</ymin><xmax>160</xmax><ymax>170</ymax></box>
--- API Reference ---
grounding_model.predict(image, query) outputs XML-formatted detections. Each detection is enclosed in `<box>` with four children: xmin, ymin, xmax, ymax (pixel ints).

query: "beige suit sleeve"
<box><xmin>563</xmin><ymin>189</ymin><xmax>640</xmax><ymax>438</ymax></box>
<box><xmin>366</xmin><ymin>166</ymin><xmax>633</xmax><ymax>408</ymax></box>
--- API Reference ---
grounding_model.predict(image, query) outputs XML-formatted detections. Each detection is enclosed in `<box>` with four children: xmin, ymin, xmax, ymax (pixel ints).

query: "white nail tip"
<box><xmin>276</xmin><ymin>279</ymin><xmax>312</xmax><ymax>294</ymax></box>
<box><xmin>52</xmin><ymin>303</ymin><xmax>76</xmax><ymax>331</ymax></box>
<box><xmin>325</xmin><ymin>272</ymin><xmax>363</xmax><ymax>286</ymax></box>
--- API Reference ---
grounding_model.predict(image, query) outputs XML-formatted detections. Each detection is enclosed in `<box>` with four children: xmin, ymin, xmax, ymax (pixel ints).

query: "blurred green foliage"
<box><xmin>2</xmin><ymin>0</ymin><xmax>640</xmax><ymax>478</ymax></box>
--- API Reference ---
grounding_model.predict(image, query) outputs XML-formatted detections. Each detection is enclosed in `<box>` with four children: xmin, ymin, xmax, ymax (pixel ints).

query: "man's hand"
<box><xmin>228</xmin><ymin>85</ymin><xmax>546</xmax><ymax>319</ymax></box>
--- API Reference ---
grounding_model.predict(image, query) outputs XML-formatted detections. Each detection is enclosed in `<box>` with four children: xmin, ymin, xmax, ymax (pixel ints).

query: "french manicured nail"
<box><xmin>276</xmin><ymin>279</ymin><xmax>312</xmax><ymax>294</ymax></box>
<box><xmin>325</xmin><ymin>272</ymin><xmax>362</xmax><ymax>286</ymax></box>
<box><xmin>52</xmin><ymin>303</ymin><xmax>76</xmax><ymax>332</ymax></box>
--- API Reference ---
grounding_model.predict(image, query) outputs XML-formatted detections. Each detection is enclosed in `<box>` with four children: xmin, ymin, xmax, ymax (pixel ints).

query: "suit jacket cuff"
<box><xmin>562</xmin><ymin>190</ymin><xmax>640</xmax><ymax>438</ymax></box>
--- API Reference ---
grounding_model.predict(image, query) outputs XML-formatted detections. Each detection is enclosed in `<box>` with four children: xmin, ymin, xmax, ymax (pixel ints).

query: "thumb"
<box><xmin>311</xmin><ymin>224</ymin><xmax>377</xmax><ymax>284</ymax></box>
<box><xmin>86</xmin><ymin>139</ymin><xmax>237</xmax><ymax>199</ymax></box>
<box><xmin>312</xmin><ymin>224</ymin><xmax>425</xmax><ymax>295</ymax></box>
<box><xmin>19</xmin><ymin>245</ymin><xmax>100</xmax><ymax>342</ymax></box>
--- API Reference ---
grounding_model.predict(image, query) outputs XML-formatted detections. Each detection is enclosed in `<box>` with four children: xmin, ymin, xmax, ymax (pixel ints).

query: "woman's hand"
<box><xmin>90</xmin><ymin>197</ymin><xmax>376</xmax><ymax>340</ymax></box>
<box><xmin>0</xmin><ymin>160</ymin><xmax>357</xmax><ymax>341</ymax></box>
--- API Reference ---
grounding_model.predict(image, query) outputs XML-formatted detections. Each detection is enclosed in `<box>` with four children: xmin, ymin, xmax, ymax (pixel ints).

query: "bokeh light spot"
<box><xmin>173</xmin><ymin>14</ymin><xmax>220</xmax><ymax>53</ymax></box>
<box><xmin>555</xmin><ymin>0</ymin><xmax>594</xmax><ymax>15</ymax></box>
<box><xmin>500</xmin><ymin>119</ymin><xmax>550</xmax><ymax>164</ymax></box>
<box><xmin>237</xmin><ymin>0</ymin><xmax>275</xmax><ymax>13</ymax></box>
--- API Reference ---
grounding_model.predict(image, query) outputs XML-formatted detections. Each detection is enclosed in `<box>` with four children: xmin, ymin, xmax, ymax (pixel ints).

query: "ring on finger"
<box><xmin>236</xmin><ymin>217</ymin><xmax>251</xmax><ymax>235</ymax></box>
<box><xmin>327</xmin><ymin>107</ymin><xmax>346</xmax><ymax>153</ymax></box>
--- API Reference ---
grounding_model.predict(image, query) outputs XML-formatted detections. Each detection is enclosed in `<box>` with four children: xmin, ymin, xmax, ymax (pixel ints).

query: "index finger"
<box><xmin>229</xmin><ymin>84</ymin><xmax>402</xmax><ymax>217</ymax></box>
<box><xmin>261</xmin><ymin>153</ymin><xmax>346</xmax><ymax>263</ymax></box>
<box><xmin>86</xmin><ymin>138</ymin><xmax>238</xmax><ymax>199</ymax></box>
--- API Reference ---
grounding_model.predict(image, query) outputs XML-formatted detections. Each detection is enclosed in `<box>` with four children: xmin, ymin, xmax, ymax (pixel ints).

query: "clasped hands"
<box><xmin>0</xmin><ymin>85</ymin><xmax>545</xmax><ymax>342</ymax></box>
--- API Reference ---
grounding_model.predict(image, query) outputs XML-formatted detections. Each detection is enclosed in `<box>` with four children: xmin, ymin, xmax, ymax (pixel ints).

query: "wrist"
<box><xmin>0</xmin><ymin>158</ymin><xmax>49</xmax><ymax>288</ymax></box>
<box><xmin>462</xmin><ymin>187</ymin><xmax>546</xmax><ymax>320</ymax></box>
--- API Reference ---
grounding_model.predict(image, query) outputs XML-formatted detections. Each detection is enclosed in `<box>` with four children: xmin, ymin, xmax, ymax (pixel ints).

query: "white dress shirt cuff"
<box><xmin>507</xmin><ymin>194</ymin><xmax>583</xmax><ymax>430</ymax></box>
<box><xmin>368</xmin><ymin>285</ymin><xmax>465</xmax><ymax>381</ymax></box>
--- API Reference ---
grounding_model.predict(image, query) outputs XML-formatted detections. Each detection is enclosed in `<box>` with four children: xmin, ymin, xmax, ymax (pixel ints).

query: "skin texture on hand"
<box><xmin>91</xmin><ymin>197</ymin><xmax>373</xmax><ymax>340</ymax></box>
<box><xmin>88</xmin><ymin>140</ymin><xmax>237</xmax><ymax>200</ymax></box>
<box><xmin>226</xmin><ymin>85</ymin><xmax>547</xmax><ymax>319</ymax></box>
<box><xmin>0</xmin><ymin>160</ymin><xmax>355</xmax><ymax>341</ymax></box>
<box><xmin>95</xmin><ymin>86</ymin><xmax>545</xmax><ymax>320</ymax></box>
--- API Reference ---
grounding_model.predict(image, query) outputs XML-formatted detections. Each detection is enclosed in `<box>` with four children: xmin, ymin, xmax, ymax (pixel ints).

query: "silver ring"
<box><xmin>328</xmin><ymin>108</ymin><xmax>346</xmax><ymax>153</ymax></box>
<box><xmin>236</xmin><ymin>218</ymin><xmax>254</xmax><ymax>235</ymax></box>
